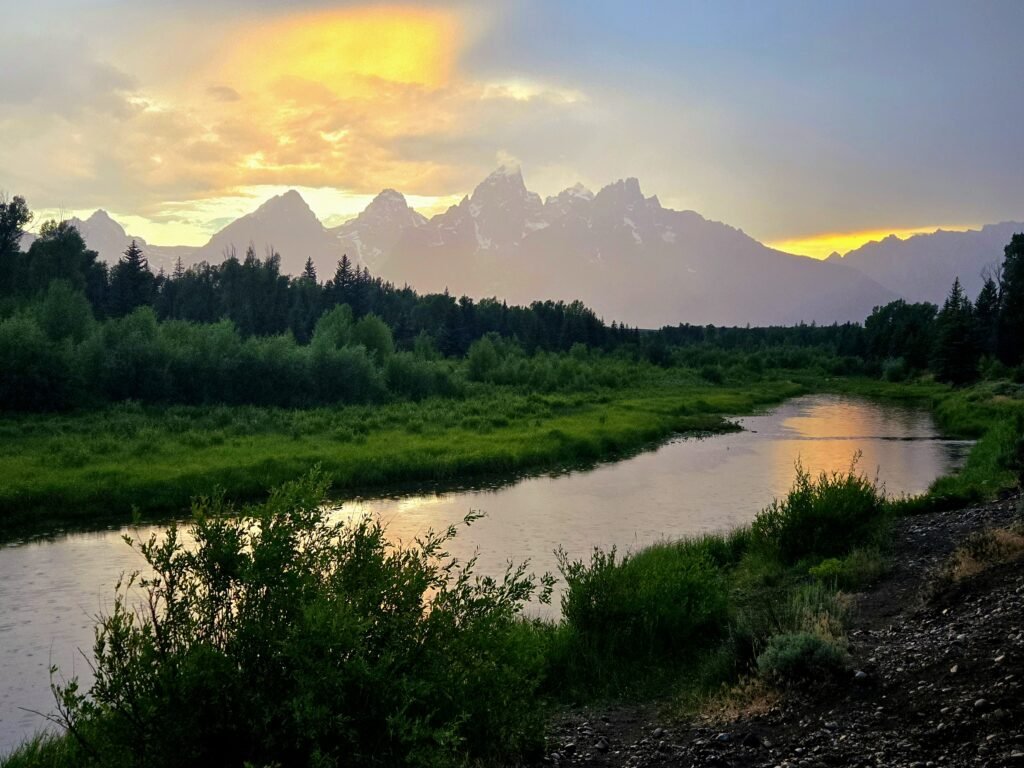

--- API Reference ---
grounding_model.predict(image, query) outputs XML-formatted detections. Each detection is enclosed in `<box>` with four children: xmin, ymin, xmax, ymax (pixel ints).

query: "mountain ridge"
<box><xmin>37</xmin><ymin>168</ymin><xmax>1021</xmax><ymax>326</ymax></box>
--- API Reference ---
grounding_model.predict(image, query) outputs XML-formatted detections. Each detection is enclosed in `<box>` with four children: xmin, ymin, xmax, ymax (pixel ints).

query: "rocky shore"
<box><xmin>541</xmin><ymin>496</ymin><xmax>1024</xmax><ymax>767</ymax></box>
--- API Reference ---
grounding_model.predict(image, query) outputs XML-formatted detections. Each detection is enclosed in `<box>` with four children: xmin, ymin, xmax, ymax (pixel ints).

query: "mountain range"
<box><xmin>27</xmin><ymin>167</ymin><xmax>1022</xmax><ymax>327</ymax></box>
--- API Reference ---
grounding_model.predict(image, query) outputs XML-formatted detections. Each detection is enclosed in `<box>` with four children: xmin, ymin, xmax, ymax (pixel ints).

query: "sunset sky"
<box><xmin>3</xmin><ymin>0</ymin><xmax>1022</xmax><ymax>257</ymax></box>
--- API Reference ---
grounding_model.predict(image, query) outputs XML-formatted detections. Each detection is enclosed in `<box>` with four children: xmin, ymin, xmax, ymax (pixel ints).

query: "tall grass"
<box><xmin>545</xmin><ymin>461</ymin><xmax>886</xmax><ymax>698</ymax></box>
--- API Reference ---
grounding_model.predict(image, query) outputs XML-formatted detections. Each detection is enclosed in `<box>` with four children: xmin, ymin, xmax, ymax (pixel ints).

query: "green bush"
<box><xmin>51</xmin><ymin>470</ymin><xmax>553</xmax><ymax>768</ymax></box>
<box><xmin>808</xmin><ymin>548</ymin><xmax>885</xmax><ymax>590</ymax></box>
<box><xmin>751</xmin><ymin>460</ymin><xmax>887</xmax><ymax>563</ymax></box>
<box><xmin>756</xmin><ymin>632</ymin><xmax>848</xmax><ymax>683</ymax></box>
<box><xmin>557</xmin><ymin>540</ymin><xmax>729</xmax><ymax>663</ymax></box>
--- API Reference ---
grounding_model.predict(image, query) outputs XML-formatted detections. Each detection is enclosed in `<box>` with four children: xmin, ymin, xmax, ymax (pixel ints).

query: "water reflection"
<box><xmin>0</xmin><ymin>395</ymin><xmax>970</xmax><ymax>753</ymax></box>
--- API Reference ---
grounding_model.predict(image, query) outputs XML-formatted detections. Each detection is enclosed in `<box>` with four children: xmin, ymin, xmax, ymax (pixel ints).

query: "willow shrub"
<box><xmin>52</xmin><ymin>470</ymin><xmax>554</xmax><ymax>768</ymax></box>
<box><xmin>750</xmin><ymin>459</ymin><xmax>887</xmax><ymax>564</ymax></box>
<box><xmin>556</xmin><ymin>540</ymin><xmax>729</xmax><ymax>665</ymax></box>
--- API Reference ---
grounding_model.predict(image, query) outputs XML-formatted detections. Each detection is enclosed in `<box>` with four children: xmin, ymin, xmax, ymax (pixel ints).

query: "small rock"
<box><xmin>741</xmin><ymin>732</ymin><xmax>762</xmax><ymax>748</ymax></box>
<box><xmin>854</xmin><ymin>670</ymin><xmax>868</xmax><ymax>681</ymax></box>
<box><xmin>975</xmin><ymin>699</ymin><xmax>989</xmax><ymax>710</ymax></box>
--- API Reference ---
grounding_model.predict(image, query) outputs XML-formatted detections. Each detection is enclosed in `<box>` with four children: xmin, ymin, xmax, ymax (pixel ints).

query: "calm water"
<box><xmin>0</xmin><ymin>394</ymin><xmax>971</xmax><ymax>753</ymax></box>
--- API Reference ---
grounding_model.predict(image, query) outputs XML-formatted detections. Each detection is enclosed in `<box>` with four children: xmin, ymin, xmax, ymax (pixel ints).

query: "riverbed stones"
<box><xmin>536</xmin><ymin>495</ymin><xmax>1024</xmax><ymax>768</ymax></box>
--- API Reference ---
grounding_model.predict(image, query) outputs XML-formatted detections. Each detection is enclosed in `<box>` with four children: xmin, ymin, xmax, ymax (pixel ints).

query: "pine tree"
<box><xmin>999</xmin><ymin>233</ymin><xmax>1024</xmax><ymax>366</ymax></box>
<box><xmin>302</xmin><ymin>256</ymin><xmax>317</xmax><ymax>282</ymax></box>
<box><xmin>108</xmin><ymin>240</ymin><xmax>155</xmax><ymax>317</ymax></box>
<box><xmin>328</xmin><ymin>254</ymin><xmax>353</xmax><ymax>307</ymax></box>
<box><xmin>974</xmin><ymin>277</ymin><xmax>1000</xmax><ymax>357</ymax></box>
<box><xmin>932</xmin><ymin>277</ymin><xmax>979</xmax><ymax>384</ymax></box>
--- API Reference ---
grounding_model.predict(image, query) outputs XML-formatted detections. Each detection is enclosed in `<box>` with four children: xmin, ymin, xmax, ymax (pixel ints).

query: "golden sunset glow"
<box><xmin>766</xmin><ymin>225</ymin><xmax>979</xmax><ymax>260</ymax></box>
<box><xmin>223</xmin><ymin>7</ymin><xmax>459</xmax><ymax>96</ymax></box>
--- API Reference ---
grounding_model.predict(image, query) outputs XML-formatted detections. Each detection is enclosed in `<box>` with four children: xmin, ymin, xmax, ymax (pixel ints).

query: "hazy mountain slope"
<box><xmin>375</xmin><ymin>169</ymin><xmax>896</xmax><ymax>327</ymax></box>
<box><xmin>21</xmin><ymin>211</ymin><xmax>189</xmax><ymax>273</ymax></box>
<box><xmin>329</xmin><ymin>189</ymin><xmax>426</xmax><ymax>268</ymax></box>
<box><xmin>828</xmin><ymin>222</ymin><xmax>1024</xmax><ymax>303</ymax></box>
<box><xmin>193</xmin><ymin>190</ymin><xmax>340</xmax><ymax>275</ymax></box>
<box><xmin>47</xmin><ymin>168</ymin><xmax>906</xmax><ymax>327</ymax></box>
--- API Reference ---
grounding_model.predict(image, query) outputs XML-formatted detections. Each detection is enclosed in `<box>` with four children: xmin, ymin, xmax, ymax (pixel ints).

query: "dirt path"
<box><xmin>540</xmin><ymin>497</ymin><xmax>1024</xmax><ymax>767</ymax></box>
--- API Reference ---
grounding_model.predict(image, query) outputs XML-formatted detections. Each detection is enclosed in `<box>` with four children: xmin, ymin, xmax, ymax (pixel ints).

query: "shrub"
<box><xmin>808</xmin><ymin>548</ymin><xmax>886</xmax><ymax>590</ymax></box>
<box><xmin>756</xmin><ymin>632</ymin><xmax>848</xmax><ymax>683</ymax></box>
<box><xmin>0</xmin><ymin>314</ymin><xmax>78</xmax><ymax>410</ymax></box>
<box><xmin>881</xmin><ymin>356</ymin><xmax>910</xmax><ymax>382</ymax></box>
<box><xmin>699</xmin><ymin>364</ymin><xmax>724</xmax><ymax>384</ymax></box>
<box><xmin>52</xmin><ymin>471</ymin><xmax>554</xmax><ymax>768</ymax></box>
<box><xmin>751</xmin><ymin>459</ymin><xmax>887</xmax><ymax>563</ymax></box>
<box><xmin>557</xmin><ymin>540</ymin><xmax>729</xmax><ymax>662</ymax></box>
<box><xmin>466</xmin><ymin>335</ymin><xmax>499</xmax><ymax>381</ymax></box>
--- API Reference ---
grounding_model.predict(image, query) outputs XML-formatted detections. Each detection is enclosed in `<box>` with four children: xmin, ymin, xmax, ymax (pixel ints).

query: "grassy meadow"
<box><xmin>0</xmin><ymin>375</ymin><xmax>804</xmax><ymax>540</ymax></box>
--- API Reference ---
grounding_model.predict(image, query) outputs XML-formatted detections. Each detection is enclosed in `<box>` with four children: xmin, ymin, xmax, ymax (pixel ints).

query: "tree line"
<box><xmin>2</xmin><ymin>193</ymin><xmax>1023</xmax><ymax>410</ymax></box>
<box><xmin>0</xmin><ymin>196</ymin><xmax>617</xmax><ymax>355</ymax></box>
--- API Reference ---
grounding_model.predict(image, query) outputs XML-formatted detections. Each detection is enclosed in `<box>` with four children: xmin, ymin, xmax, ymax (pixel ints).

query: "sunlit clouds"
<box><xmin>2</xmin><ymin>3</ymin><xmax>588</xmax><ymax>244</ymax></box>
<box><xmin>221</xmin><ymin>7</ymin><xmax>459</xmax><ymax>93</ymax></box>
<box><xmin>3</xmin><ymin>1</ymin><xmax>1022</xmax><ymax>249</ymax></box>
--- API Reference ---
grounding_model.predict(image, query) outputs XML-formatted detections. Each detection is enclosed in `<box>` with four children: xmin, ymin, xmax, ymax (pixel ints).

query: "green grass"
<box><xmin>0</xmin><ymin>377</ymin><xmax>805</xmax><ymax>541</ymax></box>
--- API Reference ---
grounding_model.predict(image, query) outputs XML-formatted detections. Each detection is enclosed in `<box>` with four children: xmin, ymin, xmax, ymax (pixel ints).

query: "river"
<box><xmin>0</xmin><ymin>394</ymin><xmax>972</xmax><ymax>753</ymax></box>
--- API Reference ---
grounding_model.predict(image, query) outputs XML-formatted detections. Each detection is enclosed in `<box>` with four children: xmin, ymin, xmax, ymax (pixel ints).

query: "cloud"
<box><xmin>1</xmin><ymin>4</ymin><xmax>595</xmax><ymax>243</ymax></box>
<box><xmin>0</xmin><ymin>35</ymin><xmax>135</xmax><ymax>117</ymax></box>
<box><xmin>206</xmin><ymin>85</ymin><xmax>241</xmax><ymax>102</ymax></box>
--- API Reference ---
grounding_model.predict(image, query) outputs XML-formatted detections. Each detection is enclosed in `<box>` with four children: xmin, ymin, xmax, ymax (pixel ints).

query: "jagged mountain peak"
<box><xmin>86</xmin><ymin>209</ymin><xmax>117</xmax><ymax>224</ymax></box>
<box><xmin>471</xmin><ymin>165</ymin><xmax>533</xmax><ymax>202</ymax></box>
<box><xmin>255</xmin><ymin>189</ymin><xmax>315</xmax><ymax>216</ymax></box>
<box><xmin>594</xmin><ymin>177</ymin><xmax>646</xmax><ymax>208</ymax></box>
<box><xmin>361</xmin><ymin>188</ymin><xmax>423</xmax><ymax>222</ymax></box>
<box><xmin>546</xmin><ymin>182</ymin><xmax>595</xmax><ymax>206</ymax></box>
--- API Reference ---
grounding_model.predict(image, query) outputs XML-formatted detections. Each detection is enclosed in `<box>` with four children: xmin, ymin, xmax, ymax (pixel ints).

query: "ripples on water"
<box><xmin>0</xmin><ymin>394</ymin><xmax>972</xmax><ymax>752</ymax></box>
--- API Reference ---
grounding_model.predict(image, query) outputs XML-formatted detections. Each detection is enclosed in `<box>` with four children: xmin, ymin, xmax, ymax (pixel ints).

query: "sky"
<box><xmin>2</xmin><ymin>0</ymin><xmax>1023</xmax><ymax>257</ymax></box>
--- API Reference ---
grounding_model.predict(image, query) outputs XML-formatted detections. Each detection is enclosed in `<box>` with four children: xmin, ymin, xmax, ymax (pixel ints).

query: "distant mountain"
<box><xmin>193</xmin><ymin>190</ymin><xmax>340</xmax><ymax>275</ymax></box>
<box><xmin>330</xmin><ymin>189</ymin><xmax>427</xmax><ymax>267</ymax></box>
<box><xmin>22</xmin><ymin>210</ymin><xmax>187</xmax><ymax>273</ymax></box>
<box><xmin>828</xmin><ymin>222</ymin><xmax>1024</xmax><ymax>304</ymax></box>
<box><xmin>353</xmin><ymin>166</ymin><xmax>896</xmax><ymax>327</ymax></box>
<box><xmin>53</xmin><ymin>168</ymin><xmax>912</xmax><ymax>326</ymax></box>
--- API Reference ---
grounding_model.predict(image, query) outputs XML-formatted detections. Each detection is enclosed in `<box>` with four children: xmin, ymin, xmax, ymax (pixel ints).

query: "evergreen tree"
<box><xmin>974</xmin><ymin>277</ymin><xmax>1000</xmax><ymax>358</ymax></box>
<box><xmin>108</xmin><ymin>240</ymin><xmax>155</xmax><ymax>317</ymax></box>
<box><xmin>932</xmin><ymin>278</ymin><xmax>979</xmax><ymax>384</ymax></box>
<box><xmin>328</xmin><ymin>254</ymin><xmax>354</xmax><ymax>307</ymax></box>
<box><xmin>999</xmin><ymin>233</ymin><xmax>1024</xmax><ymax>365</ymax></box>
<box><xmin>288</xmin><ymin>257</ymin><xmax>323</xmax><ymax>343</ymax></box>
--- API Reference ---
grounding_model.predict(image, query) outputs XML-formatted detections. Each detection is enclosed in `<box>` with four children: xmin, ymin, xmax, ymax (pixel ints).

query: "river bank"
<box><xmin>0</xmin><ymin>379</ymin><xmax>807</xmax><ymax>542</ymax></box>
<box><xmin>539</xmin><ymin>493</ymin><xmax>1024</xmax><ymax>767</ymax></box>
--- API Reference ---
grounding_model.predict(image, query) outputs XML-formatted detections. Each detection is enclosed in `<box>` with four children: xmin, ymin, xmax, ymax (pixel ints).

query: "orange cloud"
<box><xmin>221</xmin><ymin>6</ymin><xmax>460</xmax><ymax>96</ymax></box>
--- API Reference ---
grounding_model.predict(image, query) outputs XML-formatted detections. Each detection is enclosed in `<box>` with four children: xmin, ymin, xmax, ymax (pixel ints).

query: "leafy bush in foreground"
<box><xmin>751</xmin><ymin>459</ymin><xmax>887</xmax><ymax>564</ymax></box>
<box><xmin>51</xmin><ymin>470</ymin><xmax>553</xmax><ymax>768</ymax></box>
<box><xmin>556</xmin><ymin>540</ymin><xmax>729</xmax><ymax>665</ymax></box>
